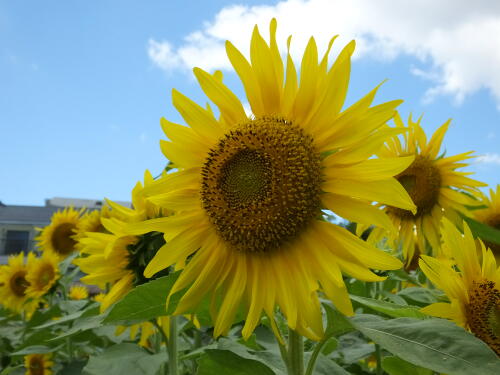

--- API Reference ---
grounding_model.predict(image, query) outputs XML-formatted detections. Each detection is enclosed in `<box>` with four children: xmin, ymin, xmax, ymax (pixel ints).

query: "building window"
<box><xmin>3</xmin><ymin>230</ymin><xmax>30</xmax><ymax>255</ymax></box>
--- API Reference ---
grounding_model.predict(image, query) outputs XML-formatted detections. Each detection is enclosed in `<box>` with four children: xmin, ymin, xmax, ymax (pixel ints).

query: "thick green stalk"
<box><xmin>168</xmin><ymin>316</ymin><xmax>179</xmax><ymax>375</ymax></box>
<box><xmin>287</xmin><ymin>330</ymin><xmax>304</xmax><ymax>375</ymax></box>
<box><xmin>375</xmin><ymin>344</ymin><xmax>383</xmax><ymax>375</ymax></box>
<box><xmin>305</xmin><ymin>338</ymin><xmax>329</xmax><ymax>375</ymax></box>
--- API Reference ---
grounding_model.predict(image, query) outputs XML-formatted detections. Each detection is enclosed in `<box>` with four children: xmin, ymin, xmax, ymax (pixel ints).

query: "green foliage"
<box><xmin>82</xmin><ymin>343</ymin><xmax>166</xmax><ymax>375</ymax></box>
<box><xmin>197</xmin><ymin>350</ymin><xmax>276</xmax><ymax>375</ymax></box>
<box><xmin>104</xmin><ymin>272</ymin><xmax>180</xmax><ymax>324</ymax></box>
<box><xmin>463</xmin><ymin>215</ymin><xmax>500</xmax><ymax>245</ymax></box>
<box><xmin>351</xmin><ymin>314</ymin><xmax>500</xmax><ymax>375</ymax></box>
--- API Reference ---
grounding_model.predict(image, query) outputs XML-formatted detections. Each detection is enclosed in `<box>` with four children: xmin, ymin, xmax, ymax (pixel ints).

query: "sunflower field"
<box><xmin>1</xmin><ymin>19</ymin><xmax>500</xmax><ymax>375</ymax></box>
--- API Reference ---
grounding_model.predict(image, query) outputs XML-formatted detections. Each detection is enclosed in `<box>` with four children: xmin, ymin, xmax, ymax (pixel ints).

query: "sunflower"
<box><xmin>68</xmin><ymin>285</ymin><xmax>88</xmax><ymax>300</ymax></box>
<box><xmin>74</xmin><ymin>170</ymin><xmax>168</xmax><ymax>312</ymax></box>
<box><xmin>126</xmin><ymin>19</ymin><xmax>417</xmax><ymax>341</ymax></box>
<box><xmin>419</xmin><ymin>219</ymin><xmax>500</xmax><ymax>355</ymax></box>
<box><xmin>0</xmin><ymin>252</ymin><xmax>38</xmax><ymax>314</ymax></box>
<box><xmin>115</xmin><ymin>317</ymin><xmax>170</xmax><ymax>348</ymax></box>
<box><xmin>25</xmin><ymin>252</ymin><xmax>60</xmax><ymax>299</ymax></box>
<box><xmin>24</xmin><ymin>353</ymin><xmax>53</xmax><ymax>375</ymax></box>
<box><xmin>74</xmin><ymin>206</ymin><xmax>110</xmax><ymax>248</ymax></box>
<box><xmin>36</xmin><ymin>207</ymin><xmax>83</xmax><ymax>258</ymax></box>
<box><xmin>364</xmin><ymin>113</ymin><xmax>486</xmax><ymax>264</ymax></box>
<box><xmin>474</xmin><ymin>185</ymin><xmax>500</xmax><ymax>258</ymax></box>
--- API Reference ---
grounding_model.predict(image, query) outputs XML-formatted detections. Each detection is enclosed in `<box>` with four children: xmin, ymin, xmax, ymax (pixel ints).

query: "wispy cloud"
<box><xmin>476</xmin><ymin>153</ymin><xmax>500</xmax><ymax>165</ymax></box>
<box><xmin>147</xmin><ymin>0</ymin><xmax>500</xmax><ymax>106</ymax></box>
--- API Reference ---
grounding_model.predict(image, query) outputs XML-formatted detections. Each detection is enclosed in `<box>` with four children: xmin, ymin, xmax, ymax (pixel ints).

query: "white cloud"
<box><xmin>147</xmin><ymin>0</ymin><xmax>500</xmax><ymax>106</ymax></box>
<box><xmin>476</xmin><ymin>153</ymin><xmax>500</xmax><ymax>165</ymax></box>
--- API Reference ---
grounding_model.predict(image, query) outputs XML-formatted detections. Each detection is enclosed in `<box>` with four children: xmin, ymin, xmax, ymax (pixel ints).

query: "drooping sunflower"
<box><xmin>365</xmin><ymin>113</ymin><xmax>486</xmax><ymax>264</ymax></box>
<box><xmin>0</xmin><ymin>252</ymin><xmax>38</xmax><ymax>314</ymax></box>
<box><xmin>68</xmin><ymin>285</ymin><xmax>89</xmax><ymax>300</ymax></box>
<box><xmin>25</xmin><ymin>252</ymin><xmax>60</xmax><ymax>299</ymax></box>
<box><xmin>24</xmin><ymin>353</ymin><xmax>53</xmax><ymax>375</ymax></box>
<box><xmin>419</xmin><ymin>219</ymin><xmax>500</xmax><ymax>355</ymax></box>
<box><xmin>36</xmin><ymin>207</ymin><xmax>84</xmax><ymax>259</ymax></box>
<box><xmin>128</xmin><ymin>19</ymin><xmax>417</xmax><ymax>341</ymax></box>
<box><xmin>74</xmin><ymin>170</ymin><xmax>168</xmax><ymax>312</ymax></box>
<box><xmin>474</xmin><ymin>185</ymin><xmax>500</xmax><ymax>258</ymax></box>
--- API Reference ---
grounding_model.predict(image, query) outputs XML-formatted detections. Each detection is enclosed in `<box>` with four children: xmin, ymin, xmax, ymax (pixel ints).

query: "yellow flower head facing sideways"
<box><xmin>36</xmin><ymin>207</ymin><xmax>84</xmax><ymax>259</ymax></box>
<box><xmin>0</xmin><ymin>252</ymin><xmax>38</xmax><ymax>315</ymax></box>
<box><xmin>365</xmin><ymin>113</ymin><xmax>486</xmax><ymax>265</ymax></box>
<box><xmin>420</xmin><ymin>219</ymin><xmax>500</xmax><ymax>355</ymax></box>
<box><xmin>24</xmin><ymin>353</ymin><xmax>53</xmax><ymax>375</ymax></box>
<box><xmin>73</xmin><ymin>170</ymin><xmax>168</xmax><ymax>312</ymax></box>
<box><xmin>128</xmin><ymin>19</ymin><xmax>418</xmax><ymax>341</ymax></box>
<box><xmin>474</xmin><ymin>185</ymin><xmax>500</xmax><ymax>259</ymax></box>
<box><xmin>25</xmin><ymin>251</ymin><xmax>60</xmax><ymax>299</ymax></box>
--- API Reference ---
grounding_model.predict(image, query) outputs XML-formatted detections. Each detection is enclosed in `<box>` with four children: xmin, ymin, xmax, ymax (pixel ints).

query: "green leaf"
<box><xmin>321</xmin><ymin>337</ymin><xmax>338</xmax><ymax>355</ymax></box>
<box><xmin>350</xmin><ymin>314</ymin><xmax>500</xmax><ymax>375</ymax></box>
<box><xmin>382</xmin><ymin>356</ymin><xmax>433</xmax><ymax>375</ymax></box>
<box><xmin>0</xmin><ymin>365</ymin><xmax>23</xmax><ymax>375</ymax></box>
<box><xmin>313</xmin><ymin>355</ymin><xmax>350</xmax><ymax>375</ymax></box>
<box><xmin>82</xmin><ymin>343</ymin><xmax>165</xmax><ymax>375</ymax></box>
<box><xmin>396</xmin><ymin>287</ymin><xmax>441</xmax><ymax>305</ymax></box>
<box><xmin>197</xmin><ymin>349</ymin><xmax>276</xmax><ymax>375</ymax></box>
<box><xmin>103</xmin><ymin>272</ymin><xmax>180</xmax><ymax>324</ymax></box>
<box><xmin>11</xmin><ymin>344</ymin><xmax>64</xmax><ymax>356</ymax></box>
<box><xmin>323</xmin><ymin>302</ymin><xmax>354</xmax><ymax>337</ymax></box>
<box><xmin>463</xmin><ymin>216</ymin><xmax>500</xmax><ymax>245</ymax></box>
<box><xmin>59</xmin><ymin>361</ymin><xmax>87</xmax><ymax>375</ymax></box>
<box><xmin>350</xmin><ymin>295</ymin><xmax>427</xmax><ymax>319</ymax></box>
<box><xmin>35</xmin><ymin>304</ymin><xmax>99</xmax><ymax>329</ymax></box>
<box><xmin>51</xmin><ymin>314</ymin><xmax>105</xmax><ymax>341</ymax></box>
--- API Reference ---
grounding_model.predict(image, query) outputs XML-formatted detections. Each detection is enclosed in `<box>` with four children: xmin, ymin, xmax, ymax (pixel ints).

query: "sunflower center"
<box><xmin>388</xmin><ymin>155</ymin><xmax>441</xmax><ymax>219</ymax></box>
<box><xmin>10</xmin><ymin>270</ymin><xmax>29</xmax><ymax>297</ymax></box>
<box><xmin>466</xmin><ymin>280</ymin><xmax>500</xmax><ymax>355</ymax></box>
<box><xmin>51</xmin><ymin>223</ymin><xmax>77</xmax><ymax>255</ymax></box>
<box><xmin>29</xmin><ymin>357</ymin><xmax>44</xmax><ymax>375</ymax></box>
<box><xmin>201</xmin><ymin>116</ymin><xmax>322</xmax><ymax>253</ymax></box>
<box><xmin>39</xmin><ymin>265</ymin><xmax>55</xmax><ymax>287</ymax></box>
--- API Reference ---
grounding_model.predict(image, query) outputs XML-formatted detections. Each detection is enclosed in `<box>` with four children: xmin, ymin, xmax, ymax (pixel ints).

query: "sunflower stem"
<box><xmin>304</xmin><ymin>337</ymin><xmax>329</xmax><ymax>375</ymax></box>
<box><xmin>168</xmin><ymin>315</ymin><xmax>179</xmax><ymax>375</ymax></box>
<box><xmin>287</xmin><ymin>329</ymin><xmax>304</xmax><ymax>375</ymax></box>
<box><xmin>375</xmin><ymin>344</ymin><xmax>383</xmax><ymax>375</ymax></box>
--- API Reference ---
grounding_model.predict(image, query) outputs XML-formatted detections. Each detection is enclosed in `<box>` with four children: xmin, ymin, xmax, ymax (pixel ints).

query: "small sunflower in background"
<box><xmin>25</xmin><ymin>252</ymin><xmax>60</xmax><ymax>299</ymax></box>
<box><xmin>129</xmin><ymin>19</ymin><xmax>417</xmax><ymax>341</ymax></box>
<box><xmin>36</xmin><ymin>207</ymin><xmax>84</xmax><ymax>259</ymax></box>
<box><xmin>0</xmin><ymin>252</ymin><xmax>38</xmax><ymax>315</ymax></box>
<box><xmin>474</xmin><ymin>185</ymin><xmax>500</xmax><ymax>258</ymax></box>
<box><xmin>365</xmin><ymin>113</ymin><xmax>486</xmax><ymax>265</ymax></box>
<box><xmin>419</xmin><ymin>219</ymin><xmax>500</xmax><ymax>356</ymax></box>
<box><xmin>24</xmin><ymin>353</ymin><xmax>53</xmax><ymax>375</ymax></box>
<box><xmin>74</xmin><ymin>206</ymin><xmax>110</xmax><ymax>248</ymax></box>
<box><xmin>74</xmin><ymin>170</ymin><xmax>168</xmax><ymax>312</ymax></box>
<box><xmin>68</xmin><ymin>285</ymin><xmax>89</xmax><ymax>300</ymax></box>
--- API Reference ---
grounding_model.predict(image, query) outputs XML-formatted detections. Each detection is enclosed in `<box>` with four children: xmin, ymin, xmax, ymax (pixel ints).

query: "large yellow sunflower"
<box><xmin>365</xmin><ymin>113</ymin><xmax>486</xmax><ymax>264</ymax></box>
<box><xmin>36</xmin><ymin>207</ymin><xmax>84</xmax><ymax>258</ymax></box>
<box><xmin>0</xmin><ymin>252</ymin><xmax>37</xmax><ymax>314</ymax></box>
<box><xmin>25</xmin><ymin>252</ymin><xmax>60</xmax><ymax>299</ymax></box>
<box><xmin>24</xmin><ymin>353</ymin><xmax>53</xmax><ymax>375</ymax></box>
<box><xmin>74</xmin><ymin>170</ymin><xmax>168</xmax><ymax>312</ymax></box>
<box><xmin>474</xmin><ymin>185</ymin><xmax>500</xmax><ymax>258</ymax></box>
<box><xmin>126</xmin><ymin>19</ymin><xmax>417</xmax><ymax>341</ymax></box>
<box><xmin>419</xmin><ymin>219</ymin><xmax>500</xmax><ymax>355</ymax></box>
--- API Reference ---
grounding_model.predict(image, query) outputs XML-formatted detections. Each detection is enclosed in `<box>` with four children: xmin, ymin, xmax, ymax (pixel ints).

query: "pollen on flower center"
<box><xmin>201</xmin><ymin>116</ymin><xmax>322</xmax><ymax>253</ymax></box>
<box><xmin>388</xmin><ymin>155</ymin><xmax>441</xmax><ymax>218</ymax></box>
<box><xmin>10</xmin><ymin>271</ymin><xmax>29</xmax><ymax>297</ymax></box>
<box><xmin>466</xmin><ymin>280</ymin><xmax>500</xmax><ymax>355</ymax></box>
<box><xmin>51</xmin><ymin>223</ymin><xmax>77</xmax><ymax>255</ymax></box>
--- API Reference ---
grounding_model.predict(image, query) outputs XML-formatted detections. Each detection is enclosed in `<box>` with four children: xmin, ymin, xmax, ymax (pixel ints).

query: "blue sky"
<box><xmin>1</xmin><ymin>0</ymin><xmax>499</xmax><ymax>206</ymax></box>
